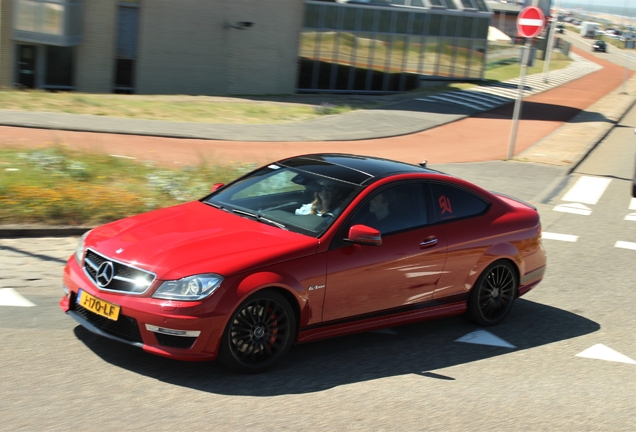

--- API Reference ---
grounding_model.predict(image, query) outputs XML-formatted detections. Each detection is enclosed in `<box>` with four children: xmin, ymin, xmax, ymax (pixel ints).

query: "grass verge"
<box><xmin>0</xmin><ymin>50</ymin><xmax>572</xmax><ymax>123</ymax></box>
<box><xmin>0</xmin><ymin>146</ymin><xmax>251</xmax><ymax>226</ymax></box>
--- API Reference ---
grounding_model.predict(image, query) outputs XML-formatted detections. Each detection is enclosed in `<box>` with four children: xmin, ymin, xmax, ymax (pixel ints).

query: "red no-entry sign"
<box><xmin>517</xmin><ymin>6</ymin><xmax>545</xmax><ymax>39</ymax></box>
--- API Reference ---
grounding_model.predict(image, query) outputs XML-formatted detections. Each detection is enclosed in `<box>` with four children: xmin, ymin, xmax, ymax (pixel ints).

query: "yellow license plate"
<box><xmin>77</xmin><ymin>289</ymin><xmax>120</xmax><ymax>321</ymax></box>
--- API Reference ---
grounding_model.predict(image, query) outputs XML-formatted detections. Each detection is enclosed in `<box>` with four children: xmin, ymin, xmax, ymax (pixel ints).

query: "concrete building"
<box><xmin>0</xmin><ymin>0</ymin><xmax>493</xmax><ymax>95</ymax></box>
<box><xmin>0</xmin><ymin>0</ymin><xmax>303</xmax><ymax>95</ymax></box>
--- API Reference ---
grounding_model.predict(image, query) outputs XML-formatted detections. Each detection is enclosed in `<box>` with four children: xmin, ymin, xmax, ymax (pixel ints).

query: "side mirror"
<box><xmin>345</xmin><ymin>224</ymin><xmax>382</xmax><ymax>246</ymax></box>
<box><xmin>211</xmin><ymin>183</ymin><xmax>225</xmax><ymax>192</ymax></box>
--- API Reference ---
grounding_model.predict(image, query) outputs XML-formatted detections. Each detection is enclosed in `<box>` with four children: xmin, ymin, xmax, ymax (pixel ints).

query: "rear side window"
<box><xmin>429</xmin><ymin>182</ymin><xmax>488</xmax><ymax>221</ymax></box>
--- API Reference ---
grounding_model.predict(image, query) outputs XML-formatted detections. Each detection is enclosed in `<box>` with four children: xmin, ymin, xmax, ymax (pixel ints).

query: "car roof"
<box><xmin>277</xmin><ymin>153</ymin><xmax>447</xmax><ymax>186</ymax></box>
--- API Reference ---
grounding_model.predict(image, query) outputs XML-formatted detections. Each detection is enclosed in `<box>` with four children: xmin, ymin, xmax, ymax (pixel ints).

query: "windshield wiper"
<box><xmin>204</xmin><ymin>201</ymin><xmax>233</xmax><ymax>213</ymax></box>
<box><xmin>232</xmin><ymin>209</ymin><xmax>287</xmax><ymax>230</ymax></box>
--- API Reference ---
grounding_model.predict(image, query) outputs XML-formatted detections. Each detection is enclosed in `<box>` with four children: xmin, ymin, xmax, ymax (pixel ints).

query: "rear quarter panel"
<box><xmin>432</xmin><ymin>195</ymin><xmax>544</xmax><ymax>300</ymax></box>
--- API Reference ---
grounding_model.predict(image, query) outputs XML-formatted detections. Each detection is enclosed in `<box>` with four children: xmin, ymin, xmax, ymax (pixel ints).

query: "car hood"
<box><xmin>86</xmin><ymin>201</ymin><xmax>319</xmax><ymax>280</ymax></box>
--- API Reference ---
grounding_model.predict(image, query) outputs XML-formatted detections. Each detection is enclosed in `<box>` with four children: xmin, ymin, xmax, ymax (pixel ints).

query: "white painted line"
<box><xmin>417</xmin><ymin>96</ymin><xmax>486</xmax><ymax>111</ymax></box>
<box><xmin>624</xmin><ymin>213</ymin><xmax>636</xmax><ymax>221</ymax></box>
<box><xmin>455</xmin><ymin>330</ymin><xmax>515</xmax><ymax>348</ymax></box>
<box><xmin>542</xmin><ymin>232</ymin><xmax>578</xmax><ymax>242</ymax></box>
<box><xmin>561</xmin><ymin>176</ymin><xmax>611</xmax><ymax>204</ymax></box>
<box><xmin>110</xmin><ymin>154</ymin><xmax>136</xmax><ymax>160</ymax></box>
<box><xmin>553</xmin><ymin>203</ymin><xmax>592</xmax><ymax>216</ymax></box>
<box><xmin>0</xmin><ymin>288</ymin><xmax>36</xmax><ymax>307</ymax></box>
<box><xmin>615</xmin><ymin>241</ymin><xmax>636</xmax><ymax>251</ymax></box>
<box><xmin>576</xmin><ymin>344</ymin><xmax>636</xmax><ymax>365</ymax></box>
<box><xmin>629</xmin><ymin>198</ymin><xmax>636</xmax><ymax>211</ymax></box>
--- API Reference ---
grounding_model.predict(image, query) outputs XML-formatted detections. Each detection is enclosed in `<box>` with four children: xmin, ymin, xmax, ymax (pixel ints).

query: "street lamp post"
<box><xmin>543</xmin><ymin>0</ymin><xmax>561</xmax><ymax>83</ymax></box>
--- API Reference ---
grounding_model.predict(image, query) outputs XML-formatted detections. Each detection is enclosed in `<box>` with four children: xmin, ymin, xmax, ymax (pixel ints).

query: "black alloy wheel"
<box><xmin>219</xmin><ymin>290</ymin><xmax>296</xmax><ymax>373</ymax></box>
<box><xmin>467</xmin><ymin>261</ymin><xmax>518</xmax><ymax>327</ymax></box>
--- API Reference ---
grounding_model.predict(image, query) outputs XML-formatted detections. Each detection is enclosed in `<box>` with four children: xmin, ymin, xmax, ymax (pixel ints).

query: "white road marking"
<box><xmin>455</xmin><ymin>330</ymin><xmax>515</xmax><ymax>348</ymax></box>
<box><xmin>615</xmin><ymin>241</ymin><xmax>636</xmax><ymax>251</ymax></box>
<box><xmin>541</xmin><ymin>232</ymin><xmax>578</xmax><ymax>242</ymax></box>
<box><xmin>624</xmin><ymin>213</ymin><xmax>636</xmax><ymax>221</ymax></box>
<box><xmin>629</xmin><ymin>198</ymin><xmax>636</xmax><ymax>211</ymax></box>
<box><xmin>576</xmin><ymin>344</ymin><xmax>636</xmax><ymax>365</ymax></box>
<box><xmin>561</xmin><ymin>176</ymin><xmax>612</xmax><ymax>205</ymax></box>
<box><xmin>553</xmin><ymin>203</ymin><xmax>592</xmax><ymax>216</ymax></box>
<box><xmin>0</xmin><ymin>288</ymin><xmax>36</xmax><ymax>307</ymax></box>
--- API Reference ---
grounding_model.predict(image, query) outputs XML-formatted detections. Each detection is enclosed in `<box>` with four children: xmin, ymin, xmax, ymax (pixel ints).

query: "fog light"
<box><xmin>145</xmin><ymin>324</ymin><xmax>201</xmax><ymax>337</ymax></box>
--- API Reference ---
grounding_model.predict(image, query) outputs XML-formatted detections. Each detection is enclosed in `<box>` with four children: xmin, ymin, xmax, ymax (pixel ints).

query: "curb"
<box><xmin>0</xmin><ymin>226</ymin><xmax>92</xmax><ymax>238</ymax></box>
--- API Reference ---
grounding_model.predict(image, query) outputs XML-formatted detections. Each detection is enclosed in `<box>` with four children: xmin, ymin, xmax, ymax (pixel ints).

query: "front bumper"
<box><xmin>60</xmin><ymin>257</ymin><xmax>226</xmax><ymax>361</ymax></box>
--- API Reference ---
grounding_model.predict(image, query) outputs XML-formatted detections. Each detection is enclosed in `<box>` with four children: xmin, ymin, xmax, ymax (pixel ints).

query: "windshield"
<box><xmin>204</xmin><ymin>164</ymin><xmax>361</xmax><ymax>237</ymax></box>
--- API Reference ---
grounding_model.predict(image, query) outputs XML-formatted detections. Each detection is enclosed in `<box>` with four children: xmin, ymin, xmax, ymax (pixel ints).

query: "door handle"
<box><xmin>420</xmin><ymin>237</ymin><xmax>438</xmax><ymax>248</ymax></box>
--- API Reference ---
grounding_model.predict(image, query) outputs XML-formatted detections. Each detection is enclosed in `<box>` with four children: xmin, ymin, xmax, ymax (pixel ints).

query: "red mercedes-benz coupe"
<box><xmin>60</xmin><ymin>154</ymin><xmax>546</xmax><ymax>373</ymax></box>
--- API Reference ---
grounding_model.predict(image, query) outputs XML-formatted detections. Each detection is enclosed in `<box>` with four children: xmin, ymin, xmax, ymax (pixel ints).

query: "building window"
<box><xmin>13</xmin><ymin>0</ymin><xmax>82</xmax><ymax>46</ymax></box>
<box><xmin>45</xmin><ymin>45</ymin><xmax>74</xmax><ymax>88</ymax></box>
<box><xmin>115</xmin><ymin>4</ymin><xmax>139</xmax><ymax>92</ymax></box>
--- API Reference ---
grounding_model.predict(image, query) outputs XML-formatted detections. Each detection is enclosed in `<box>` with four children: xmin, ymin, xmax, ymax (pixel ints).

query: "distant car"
<box><xmin>557</xmin><ymin>24</ymin><xmax>565</xmax><ymax>34</ymax></box>
<box><xmin>592</xmin><ymin>40</ymin><xmax>607</xmax><ymax>52</ymax></box>
<box><xmin>60</xmin><ymin>154</ymin><xmax>547</xmax><ymax>373</ymax></box>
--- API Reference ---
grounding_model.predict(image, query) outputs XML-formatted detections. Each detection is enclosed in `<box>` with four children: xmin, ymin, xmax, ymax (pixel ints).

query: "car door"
<box><xmin>426</xmin><ymin>181</ymin><xmax>493</xmax><ymax>301</ymax></box>
<box><xmin>322</xmin><ymin>182</ymin><xmax>448</xmax><ymax>322</ymax></box>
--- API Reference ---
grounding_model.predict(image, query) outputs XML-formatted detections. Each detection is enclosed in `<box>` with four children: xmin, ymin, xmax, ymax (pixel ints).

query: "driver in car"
<box><xmin>295</xmin><ymin>181</ymin><xmax>343</xmax><ymax>216</ymax></box>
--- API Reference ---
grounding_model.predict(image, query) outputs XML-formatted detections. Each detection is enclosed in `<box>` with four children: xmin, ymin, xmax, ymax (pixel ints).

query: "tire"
<box><xmin>466</xmin><ymin>260</ymin><xmax>518</xmax><ymax>327</ymax></box>
<box><xmin>218</xmin><ymin>290</ymin><xmax>296</xmax><ymax>373</ymax></box>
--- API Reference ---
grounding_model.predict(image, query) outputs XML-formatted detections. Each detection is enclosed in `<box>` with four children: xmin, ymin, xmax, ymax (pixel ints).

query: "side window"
<box><xmin>348</xmin><ymin>183</ymin><xmax>427</xmax><ymax>235</ymax></box>
<box><xmin>429</xmin><ymin>182</ymin><xmax>489</xmax><ymax>221</ymax></box>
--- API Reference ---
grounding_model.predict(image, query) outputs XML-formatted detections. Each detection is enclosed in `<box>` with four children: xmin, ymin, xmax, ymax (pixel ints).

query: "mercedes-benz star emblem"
<box><xmin>96</xmin><ymin>261</ymin><xmax>115</xmax><ymax>287</ymax></box>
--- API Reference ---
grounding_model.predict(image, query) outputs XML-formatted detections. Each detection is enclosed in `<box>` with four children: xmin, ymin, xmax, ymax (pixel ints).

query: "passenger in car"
<box><xmin>360</xmin><ymin>192</ymin><xmax>397</xmax><ymax>234</ymax></box>
<box><xmin>295</xmin><ymin>181</ymin><xmax>343</xmax><ymax>216</ymax></box>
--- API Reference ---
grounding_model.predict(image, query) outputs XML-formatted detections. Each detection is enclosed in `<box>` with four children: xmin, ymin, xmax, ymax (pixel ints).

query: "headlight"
<box><xmin>152</xmin><ymin>274</ymin><xmax>224</xmax><ymax>301</ymax></box>
<box><xmin>74</xmin><ymin>230</ymin><xmax>91</xmax><ymax>264</ymax></box>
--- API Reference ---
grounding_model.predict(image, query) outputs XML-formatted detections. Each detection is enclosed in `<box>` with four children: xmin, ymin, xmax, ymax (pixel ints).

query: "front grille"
<box><xmin>73</xmin><ymin>302</ymin><xmax>143</xmax><ymax>343</ymax></box>
<box><xmin>84</xmin><ymin>249</ymin><xmax>156</xmax><ymax>294</ymax></box>
<box><xmin>155</xmin><ymin>333</ymin><xmax>197</xmax><ymax>349</ymax></box>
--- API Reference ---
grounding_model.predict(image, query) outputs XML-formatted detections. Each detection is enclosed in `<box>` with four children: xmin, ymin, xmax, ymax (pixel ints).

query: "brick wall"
<box><xmin>75</xmin><ymin>0</ymin><xmax>117</xmax><ymax>93</ymax></box>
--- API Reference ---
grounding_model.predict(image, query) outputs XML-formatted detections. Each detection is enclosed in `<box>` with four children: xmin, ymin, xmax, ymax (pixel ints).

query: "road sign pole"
<box><xmin>508</xmin><ymin>39</ymin><xmax>530</xmax><ymax>160</ymax></box>
<box><xmin>509</xmin><ymin>6</ymin><xmax>545</xmax><ymax>160</ymax></box>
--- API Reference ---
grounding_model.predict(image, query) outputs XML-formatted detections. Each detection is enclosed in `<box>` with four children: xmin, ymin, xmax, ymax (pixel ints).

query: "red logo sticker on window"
<box><xmin>439</xmin><ymin>196</ymin><xmax>452</xmax><ymax>215</ymax></box>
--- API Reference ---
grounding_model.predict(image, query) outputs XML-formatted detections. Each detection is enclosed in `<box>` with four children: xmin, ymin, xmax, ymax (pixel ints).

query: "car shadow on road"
<box><xmin>73</xmin><ymin>298</ymin><xmax>599</xmax><ymax>396</ymax></box>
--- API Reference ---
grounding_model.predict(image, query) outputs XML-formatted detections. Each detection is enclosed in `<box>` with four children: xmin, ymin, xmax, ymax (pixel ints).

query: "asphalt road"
<box><xmin>2</xmin><ymin>118</ymin><xmax>636</xmax><ymax>430</ymax></box>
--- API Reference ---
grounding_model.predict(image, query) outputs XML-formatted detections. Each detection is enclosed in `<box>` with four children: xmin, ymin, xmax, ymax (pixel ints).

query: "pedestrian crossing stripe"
<box><xmin>561</xmin><ymin>176</ymin><xmax>612</xmax><ymax>205</ymax></box>
<box><xmin>553</xmin><ymin>203</ymin><xmax>592</xmax><ymax>216</ymax></box>
<box><xmin>0</xmin><ymin>288</ymin><xmax>36</xmax><ymax>307</ymax></box>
